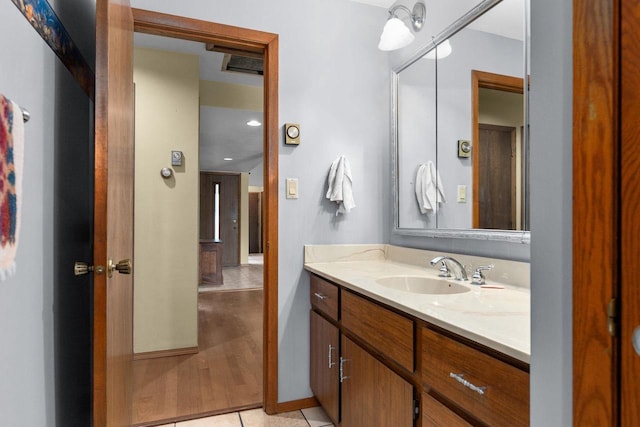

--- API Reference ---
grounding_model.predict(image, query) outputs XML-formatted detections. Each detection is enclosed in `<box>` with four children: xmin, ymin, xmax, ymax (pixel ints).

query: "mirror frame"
<box><xmin>391</xmin><ymin>0</ymin><xmax>530</xmax><ymax>244</ymax></box>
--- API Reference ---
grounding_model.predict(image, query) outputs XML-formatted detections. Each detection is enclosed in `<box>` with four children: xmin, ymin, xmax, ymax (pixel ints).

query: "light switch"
<box><xmin>286</xmin><ymin>178</ymin><xmax>299</xmax><ymax>199</ymax></box>
<box><xmin>457</xmin><ymin>185</ymin><xmax>467</xmax><ymax>203</ymax></box>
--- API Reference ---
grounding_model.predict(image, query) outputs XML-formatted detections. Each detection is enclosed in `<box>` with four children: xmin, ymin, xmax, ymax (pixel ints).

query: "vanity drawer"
<box><xmin>421</xmin><ymin>327</ymin><xmax>529</xmax><ymax>427</ymax></box>
<box><xmin>341</xmin><ymin>290</ymin><xmax>414</xmax><ymax>372</ymax></box>
<box><xmin>310</xmin><ymin>275</ymin><xmax>339</xmax><ymax>321</ymax></box>
<box><xmin>422</xmin><ymin>392</ymin><xmax>472</xmax><ymax>427</ymax></box>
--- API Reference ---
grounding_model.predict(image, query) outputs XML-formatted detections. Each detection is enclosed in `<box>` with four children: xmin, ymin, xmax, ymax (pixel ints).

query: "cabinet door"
<box><xmin>310</xmin><ymin>311</ymin><xmax>339</xmax><ymax>425</ymax></box>
<box><xmin>341</xmin><ymin>336</ymin><xmax>413</xmax><ymax>427</ymax></box>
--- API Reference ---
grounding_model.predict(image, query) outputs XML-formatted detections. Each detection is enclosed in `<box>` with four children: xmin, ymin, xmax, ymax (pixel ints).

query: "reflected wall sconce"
<box><xmin>378</xmin><ymin>2</ymin><xmax>426</xmax><ymax>51</ymax></box>
<box><xmin>424</xmin><ymin>39</ymin><xmax>453</xmax><ymax>59</ymax></box>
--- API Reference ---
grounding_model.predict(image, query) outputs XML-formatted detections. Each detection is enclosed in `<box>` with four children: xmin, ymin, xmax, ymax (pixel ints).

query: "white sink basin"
<box><xmin>376</xmin><ymin>276</ymin><xmax>471</xmax><ymax>295</ymax></box>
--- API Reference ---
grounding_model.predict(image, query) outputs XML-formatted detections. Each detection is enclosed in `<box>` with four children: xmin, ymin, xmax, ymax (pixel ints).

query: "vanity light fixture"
<box><xmin>378</xmin><ymin>2</ymin><xmax>426</xmax><ymax>51</ymax></box>
<box><xmin>223</xmin><ymin>157</ymin><xmax>233</xmax><ymax>161</ymax></box>
<box><xmin>425</xmin><ymin>39</ymin><xmax>453</xmax><ymax>59</ymax></box>
<box><xmin>246</xmin><ymin>119</ymin><xmax>262</xmax><ymax>127</ymax></box>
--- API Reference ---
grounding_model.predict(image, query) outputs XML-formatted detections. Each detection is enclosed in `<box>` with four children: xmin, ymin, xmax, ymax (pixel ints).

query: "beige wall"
<box><xmin>133</xmin><ymin>48</ymin><xmax>200</xmax><ymax>353</ymax></box>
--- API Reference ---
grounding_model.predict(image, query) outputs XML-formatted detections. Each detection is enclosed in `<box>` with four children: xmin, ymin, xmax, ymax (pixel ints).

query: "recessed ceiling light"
<box><xmin>224</xmin><ymin>157</ymin><xmax>233</xmax><ymax>161</ymax></box>
<box><xmin>246</xmin><ymin>120</ymin><xmax>262</xmax><ymax>127</ymax></box>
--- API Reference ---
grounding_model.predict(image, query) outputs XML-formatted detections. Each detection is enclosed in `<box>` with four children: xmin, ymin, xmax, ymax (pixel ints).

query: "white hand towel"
<box><xmin>415</xmin><ymin>161</ymin><xmax>445</xmax><ymax>214</ymax></box>
<box><xmin>326</xmin><ymin>155</ymin><xmax>356</xmax><ymax>215</ymax></box>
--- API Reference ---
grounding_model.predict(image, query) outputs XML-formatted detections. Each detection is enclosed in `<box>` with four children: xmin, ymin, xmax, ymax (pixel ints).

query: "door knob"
<box><xmin>108</xmin><ymin>259</ymin><xmax>132</xmax><ymax>278</ymax></box>
<box><xmin>74</xmin><ymin>261</ymin><xmax>105</xmax><ymax>276</ymax></box>
<box><xmin>633</xmin><ymin>326</ymin><xmax>640</xmax><ymax>356</ymax></box>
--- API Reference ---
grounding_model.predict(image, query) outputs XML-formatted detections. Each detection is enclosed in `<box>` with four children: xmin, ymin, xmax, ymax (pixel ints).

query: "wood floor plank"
<box><xmin>132</xmin><ymin>289</ymin><xmax>263</xmax><ymax>425</ymax></box>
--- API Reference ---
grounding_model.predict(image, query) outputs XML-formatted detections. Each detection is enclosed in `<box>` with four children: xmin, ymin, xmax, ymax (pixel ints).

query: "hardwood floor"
<box><xmin>132</xmin><ymin>289</ymin><xmax>263</xmax><ymax>426</ymax></box>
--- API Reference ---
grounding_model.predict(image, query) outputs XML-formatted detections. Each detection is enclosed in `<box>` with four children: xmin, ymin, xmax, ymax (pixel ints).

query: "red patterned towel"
<box><xmin>0</xmin><ymin>95</ymin><xmax>24</xmax><ymax>280</ymax></box>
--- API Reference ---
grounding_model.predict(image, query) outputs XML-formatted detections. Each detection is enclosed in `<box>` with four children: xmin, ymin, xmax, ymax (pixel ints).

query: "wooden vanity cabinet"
<box><xmin>308</xmin><ymin>273</ymin><xmax>530</xmax><ymax>427</ymax></box>
<box><xmin>421</xmin><ymin>392</ymin><xmax>472</xmax><ymax>427</ymax></box>
<box><xmin>341</xmin><ymin>335</ymin><xmax>414</xmax><ymax>426</ymax></box>
<box><xmin>310</xmin><ymin>311</ymin><xmax>339</xmax><ymax>425</ymax></box>
<box><xmin>309</xmin><ymin>276</ymin><xmax>415</xmax><ymax>427</ymax></box>
<box><xmin>421</xmin><ymin>327</ymin><xmax>529</xmax><ymax>427</ymax></box>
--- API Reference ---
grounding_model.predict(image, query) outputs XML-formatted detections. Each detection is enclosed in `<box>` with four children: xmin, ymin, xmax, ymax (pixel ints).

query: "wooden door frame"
<box><xmin>573</xmin><ymin>0</ymin><xmax>620</xmax><ymax>424</ymax></box>
<box><xmin>620</xmin><ymin>0</ymin><xmax>640</xmax><ymax>423</ymax></box>
<box><xmin>471</xmin><ymin>70</ymin><xmax>524</xmax><ymax>228</ymax></box>
<box><xmin>132</xmin><ymin>8</ymin><xmax>280</xmax><ymax>414</ymax></box>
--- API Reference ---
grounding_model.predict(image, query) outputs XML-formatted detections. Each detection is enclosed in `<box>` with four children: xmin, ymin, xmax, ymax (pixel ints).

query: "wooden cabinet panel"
<box><xmin>199</xmin><ymin>240</ymin><xmax>223</xmax><ymax>285</ymax></box>
<box><xmin>421</xmin><ymin>327</ymin><xmax>529</xmax><ymax>427</ymax></box>
<box><xmin>341</xmin><ymin>336</ymin><xmax>414</xmax><ymax>427</ymax></box>
<box><xmin>310</xmin><ymin>311</ymin><xmax>339</xmax><ymax>425</ymax></box>
<box><xmin>422</xmin><ymin>392</ymin><xmax>472</xmax><ymax>427</ymax></box>
<box><xmin>341</xmin><ymin>290</ymin><xmax>414</xmax><ymax>372</ymax></box>
<box><xmin>310</xmin><ymin>275</ymin><xmax>339</xmax><ymax>321</ymax></box>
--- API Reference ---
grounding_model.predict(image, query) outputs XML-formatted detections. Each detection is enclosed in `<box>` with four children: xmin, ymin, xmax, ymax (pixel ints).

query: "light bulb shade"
<box><xmin>378</xmin><ymin>17</ymin><xmax>415</xmax><ymax>51</ymax></box>
<box><xmin>425</xmin><ymin>39</ymin><xmax>452</xmax><ymax>60</ymax></box>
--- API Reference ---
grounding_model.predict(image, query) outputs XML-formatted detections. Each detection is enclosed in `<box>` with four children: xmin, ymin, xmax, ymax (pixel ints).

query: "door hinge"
<box><xmin>413</xmin><ymin>399</ymin><xmax>419</xmax><ymax>420</ymax></box>
<box><xmin>607</xmin><ymin>298</ymin><xmax>617</xmax><ymax>337</ymax></box>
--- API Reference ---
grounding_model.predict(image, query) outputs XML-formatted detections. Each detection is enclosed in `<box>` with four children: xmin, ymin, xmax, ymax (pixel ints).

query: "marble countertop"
<box><xmin>304</xmin><ymin>245</ymin><xmax>530</xmax><ymax>363</ymax></box>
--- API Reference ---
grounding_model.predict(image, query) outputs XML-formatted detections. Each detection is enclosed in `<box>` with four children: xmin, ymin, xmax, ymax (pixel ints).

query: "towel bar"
<box><xmin>20</xmin><ymin>106</ymin><xmax>30</xmax><ymax>123</ymax></box>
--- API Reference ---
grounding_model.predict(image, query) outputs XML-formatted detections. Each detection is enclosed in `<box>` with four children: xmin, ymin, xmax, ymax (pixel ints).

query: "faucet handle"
<box><xmin>437</xmin><ymin>261</ymin><xmax>452</xmax><ymax>278</ymax></box>
<box><xmin>471</xmin><ymin>264</ymin><xmax>494</xmax><ymax>285</ymax></box>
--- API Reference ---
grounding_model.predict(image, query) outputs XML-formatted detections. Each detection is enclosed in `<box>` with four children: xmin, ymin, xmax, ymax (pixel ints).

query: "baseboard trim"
<box><xmin>275</xmin><ymin>397</ymin><xmax>319</xmax><ymax>414</ymax></box>
<box><xmin>133</xmin><ymin>346</ymin><xmax>198</xmax><ymax>360</ymax></box>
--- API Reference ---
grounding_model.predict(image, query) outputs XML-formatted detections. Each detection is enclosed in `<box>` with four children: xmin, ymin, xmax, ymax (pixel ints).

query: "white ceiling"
<box><xmin>348</xmin><ymin>0</ymin><xmax>395</xmax><ymax>7</ymax></box>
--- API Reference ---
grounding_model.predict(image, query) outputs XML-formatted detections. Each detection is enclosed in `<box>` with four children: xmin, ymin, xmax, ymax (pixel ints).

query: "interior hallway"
<box><xmin>132</xmin><ymin>257</ymin><xmax>264</xmax><ymax>425</ymax></box>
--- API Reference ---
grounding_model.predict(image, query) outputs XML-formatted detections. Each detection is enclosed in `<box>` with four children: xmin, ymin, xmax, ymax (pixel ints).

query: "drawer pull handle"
<box><xmin>449</xmin><ymin>372</ymin><xmax>487</xmax><ymax>396</ymax></box>
<box><xmin>328</xmin><ymin>345</ymin><xmax>336</xmax><ymax>368</ymax></box>
<box><xmin>339</xmin><ymin>357</ymin><xmax>349</xmax><ymax>382</ymax></box>
<box><xmin>314</xmin><ymin>292</ymin><xmax>327</xmax><ymax>300</ymax></box>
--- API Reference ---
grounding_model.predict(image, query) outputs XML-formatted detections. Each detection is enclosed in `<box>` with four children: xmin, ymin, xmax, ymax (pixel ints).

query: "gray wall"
<box><xmin>529</xmin><ymin>0</ymin><xmax>572</xmax><ymax>424</ymax></box>
<box><xmin>0</xmin><ymin>3</ymin><xmax>56</xmax><ymax>425</ymax></box>
<box><xmin>130</xmin><ymin>0</ymin><xmax>390</xmax><ymax>403</ymax></box>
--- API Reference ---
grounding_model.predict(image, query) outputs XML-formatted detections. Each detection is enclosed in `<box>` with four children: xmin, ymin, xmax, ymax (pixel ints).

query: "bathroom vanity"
<box><xmin>305</xmin><ymin>244</ymin><xmax>530</xmax><ymax>427</ymax></box>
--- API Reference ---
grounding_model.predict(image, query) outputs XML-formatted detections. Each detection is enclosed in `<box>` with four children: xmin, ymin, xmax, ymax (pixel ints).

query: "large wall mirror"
<box><xmin>392</xmin><ymin>0</ymin><xmax>529</xmax><ymax>242</ymax></box>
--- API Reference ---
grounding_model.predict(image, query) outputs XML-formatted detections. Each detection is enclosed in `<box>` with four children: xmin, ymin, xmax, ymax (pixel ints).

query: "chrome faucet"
<box><xmin>430</xmin><ymin>256</ymin><xmax>468</xmax><ymax>281</ymax></box>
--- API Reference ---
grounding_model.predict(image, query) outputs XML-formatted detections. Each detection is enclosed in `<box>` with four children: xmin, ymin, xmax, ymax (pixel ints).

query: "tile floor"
<box><xmin>154</xmin><ymin>407</ymin><xmax>334</xmax><ymax>427</ymax></box>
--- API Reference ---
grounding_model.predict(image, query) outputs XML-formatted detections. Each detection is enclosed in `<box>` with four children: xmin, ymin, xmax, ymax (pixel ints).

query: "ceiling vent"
<box><xmin>221</xmin><ymin>54</ymin><xmax>263</xmax><ymax>75</ymax></box>
<box><xmin>206</xmin><ymin>44</ymin><xmax>264</xmax><ymax>76</ymax></box>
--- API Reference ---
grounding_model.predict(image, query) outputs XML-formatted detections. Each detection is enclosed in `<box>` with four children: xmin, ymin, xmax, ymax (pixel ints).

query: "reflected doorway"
<box><xmin>471</xmin><ymin>70</ymin><xmax>526</xmax><ymax>230</ymax></box>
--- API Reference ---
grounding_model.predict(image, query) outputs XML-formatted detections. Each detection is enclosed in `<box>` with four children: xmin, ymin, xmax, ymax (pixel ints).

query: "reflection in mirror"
<box><xmin>396</xmin><ymin>52</ymin><xmax>437</xmax><ymax>229</ymax></box>
<box><xmin>393</xmin><ymin>0</ymin><xmax>529</xmax><ymax>241</ymax></box>
<box><xmin>471</xmin><ymin>70</ymin><xmax>525</xmax><ymax>230</ymax></box>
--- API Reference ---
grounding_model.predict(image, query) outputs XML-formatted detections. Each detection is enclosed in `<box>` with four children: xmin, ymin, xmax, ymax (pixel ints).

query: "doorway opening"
<box><xmin>471</xmin><ymin>70</ymin><xmax>526</xmax><ymax>230</ymax></box>
<box><xmin>129</xmin><ymin>9</ymin><xmax>278</xmax><ymax>425</ymax></box>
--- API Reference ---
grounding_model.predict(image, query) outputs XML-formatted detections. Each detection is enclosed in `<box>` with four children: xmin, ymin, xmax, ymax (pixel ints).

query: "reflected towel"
<box><xmin>415</xmin><ymin>161</ymin><xmax>446</xmax><ymax>214</ymax></box>
<box><xmin>0</xmin><ymin>95</ymin><xmax>24</xmax><ymax>280</ymax></box>
<box><xmin>326</xmin><ymin>155</ymin><xmax>356</xmax><ymax>215</ymax></box>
